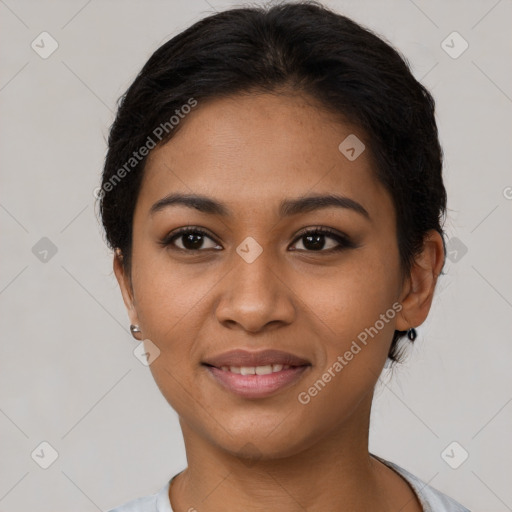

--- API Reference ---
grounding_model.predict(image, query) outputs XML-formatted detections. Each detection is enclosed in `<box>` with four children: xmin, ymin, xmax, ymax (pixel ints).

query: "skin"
<box><xmin>114</xmin><ymin>91</ymin><xmax>445</xmax><ymax>512</ymax></box>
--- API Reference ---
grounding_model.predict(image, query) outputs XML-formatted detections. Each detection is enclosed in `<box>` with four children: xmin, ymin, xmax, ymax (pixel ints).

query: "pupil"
<box><xmin>304</xmin><ymin>234</ymin><xmax>325</xmax><ymax>250</ymax></box>
<box><xmin>183</xmin><ymin>233</ymin><xmax>203</xmax><ymax>250</ymax></box>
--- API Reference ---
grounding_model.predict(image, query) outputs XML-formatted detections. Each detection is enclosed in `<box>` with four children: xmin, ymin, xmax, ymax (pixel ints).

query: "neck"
<box><xmin>168</xmin><ymin>393</ymin><xmax>418</xmax><ymax>512</ymax></box>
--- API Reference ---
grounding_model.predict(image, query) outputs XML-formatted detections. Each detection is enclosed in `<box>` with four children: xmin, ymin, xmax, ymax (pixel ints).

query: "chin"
<box><xmin>209</xmin><ymin>418</ymin><xmax>317</xmax><ymax>461</ymax></box>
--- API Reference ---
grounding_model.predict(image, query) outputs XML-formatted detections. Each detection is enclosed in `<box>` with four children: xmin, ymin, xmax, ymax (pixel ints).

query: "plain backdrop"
<box><xmin>0</xmin><ymin>0</ymin><xmax>511</xmax><ymax>510</ymax></box>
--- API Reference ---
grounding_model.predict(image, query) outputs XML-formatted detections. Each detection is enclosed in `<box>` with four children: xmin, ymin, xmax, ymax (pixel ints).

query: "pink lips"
<box><xmin>205</xmin><ymin>365</ymin><xmax>310</xmax><ymax>399</ymax></box>
<box><xmin>202</xmin><ymin>349</ymin><xmax>311</xmax><ymax>399</ymax></box>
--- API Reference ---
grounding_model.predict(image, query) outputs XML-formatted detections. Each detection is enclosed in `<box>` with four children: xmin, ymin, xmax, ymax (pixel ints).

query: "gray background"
<box><xmin>1</xmin><ymin>0</ymin><xmax>511</xmax><ymax>510</ymax></box>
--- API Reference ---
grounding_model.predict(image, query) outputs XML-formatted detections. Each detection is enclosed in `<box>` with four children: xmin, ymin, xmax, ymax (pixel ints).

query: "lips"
<box><xmin>205</xmin><ymin>364</ymin><xmax>310</xmax><ymax>399</ymax></box>
<box><xmin>202</xmin><ymin>349</ymin><xmax>311</xmax><ymax>369</ymax></box>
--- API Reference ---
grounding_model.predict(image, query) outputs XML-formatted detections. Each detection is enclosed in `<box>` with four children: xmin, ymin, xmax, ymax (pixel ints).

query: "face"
<box><xmin>114</xmin><ymin>91</ymin><xmax>440</xmax><ymax>460</ymax></box>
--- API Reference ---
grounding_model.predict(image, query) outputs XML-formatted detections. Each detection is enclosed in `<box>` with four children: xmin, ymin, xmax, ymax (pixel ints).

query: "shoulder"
<box><xmin>107</xmin><ymin>479</ymin><xmax>173</xmax><ymax>512</ymax></box>
<box><xmin>374</xmin><ymin>454</ymin><xmax>471</xmax><ymax>512</ymax></box>
<box><xmin>107</xmin><ymin>494</ymin><xmax>157</xmax><ymax>512</ymax></box>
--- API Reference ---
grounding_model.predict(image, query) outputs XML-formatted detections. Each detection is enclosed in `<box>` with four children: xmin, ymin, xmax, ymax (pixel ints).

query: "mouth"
<box><xmin>201</xmin><ymin>349</ymin><xmax>312</xmax><ymax>399</ymax></box>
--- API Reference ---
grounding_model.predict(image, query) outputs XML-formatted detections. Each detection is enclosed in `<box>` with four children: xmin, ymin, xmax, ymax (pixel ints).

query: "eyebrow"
<box><xmin>149</xmin><ymin>192</ymin><xmax>370</xmax><ymax>220</ymax></box>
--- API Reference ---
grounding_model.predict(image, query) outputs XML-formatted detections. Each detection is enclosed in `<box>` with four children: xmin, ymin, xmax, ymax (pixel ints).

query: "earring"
<box><xmin>407</xmin><ymin>327</ymin><xmax>417</xmax><ymax>341</ymax></box>
<box><xmin>130</xmin><ymin>324</ymin><xmax>142</xmax><ymax>340</ymax></box>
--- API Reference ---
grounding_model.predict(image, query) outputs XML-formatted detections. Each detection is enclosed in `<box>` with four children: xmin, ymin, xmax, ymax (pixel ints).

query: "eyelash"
<box><xmin>159</xmin><ymin>226</ymin><xmax>357</xmax><ymax>254</ymax></box>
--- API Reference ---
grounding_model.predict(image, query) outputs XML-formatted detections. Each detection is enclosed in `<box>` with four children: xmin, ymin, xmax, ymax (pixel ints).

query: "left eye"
<box><xmin>290</xmin><ymin>228</ymin><xmax>353</xmax><ymax>252</ymax></box>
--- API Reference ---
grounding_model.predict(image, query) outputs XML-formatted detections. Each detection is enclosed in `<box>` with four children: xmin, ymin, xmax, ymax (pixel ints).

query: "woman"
<box><xmin>100</xmin><ymin>1</ymin><xmax>470</xmax><ymax>510</ymax></box>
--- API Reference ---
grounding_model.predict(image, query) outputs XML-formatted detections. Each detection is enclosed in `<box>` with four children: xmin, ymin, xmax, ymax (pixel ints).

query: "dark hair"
<box><xmin>99</xmin><ymin>0</ymin><xmax>447</xmax><ymax>362</ymax></box>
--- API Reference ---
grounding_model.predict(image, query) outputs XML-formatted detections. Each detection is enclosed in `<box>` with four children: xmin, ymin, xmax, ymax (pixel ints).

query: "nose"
<box><xmin>214</xmin><ymin>248</ymin><xmax>296</xmax><ymax>334</ymax></box>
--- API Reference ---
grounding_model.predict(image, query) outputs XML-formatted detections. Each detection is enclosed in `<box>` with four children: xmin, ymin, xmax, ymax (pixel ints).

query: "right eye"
<box><xmin>160</xmin><ymin>227</ymin><xmax>222</xmax><ymax>252</ymax></box>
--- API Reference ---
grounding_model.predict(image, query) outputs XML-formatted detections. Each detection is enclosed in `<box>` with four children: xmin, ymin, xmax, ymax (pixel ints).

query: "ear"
<box><xmin>113</xmin><ymin>248</ymin><xmax>140</xmax><ymax>326</ymax></box>
<box><xmin>395</xmin><ymin>229</ymin><xmax>446</xmax><ymax>331</ymax></box>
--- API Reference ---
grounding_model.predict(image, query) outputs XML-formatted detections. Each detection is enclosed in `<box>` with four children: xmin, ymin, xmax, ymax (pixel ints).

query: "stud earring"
<box><xmin>407</xmin><ymin>327</ymin><xmax>417</xmax><ymax>341</ymax></box>
<box><xmin>130</xmin><ymin>324</ymin><xmax>142</xmax><ymax>340</ymax></box>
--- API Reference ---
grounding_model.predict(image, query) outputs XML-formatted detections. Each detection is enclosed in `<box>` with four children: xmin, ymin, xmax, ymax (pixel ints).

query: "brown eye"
<box><xmin>161</xmin><ymin>228</ymin><xmax>222</xmax><ymax>251</ymax></box>
<box><xmin>290</xmin><ymin>227</ymin><xmax>356</xmax><ymax>252</ymax></box>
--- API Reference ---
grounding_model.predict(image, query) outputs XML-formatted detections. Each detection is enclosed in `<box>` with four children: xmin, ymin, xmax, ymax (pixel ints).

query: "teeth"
<box><xmin>256</xmin><ymin>365</ymin><xmax>272</xmax><ymax>375</ymax></box>
<box><xmin>219</xmin><ymin>364</ymin><xmax>291</xmax><ymax>374</ymax></box>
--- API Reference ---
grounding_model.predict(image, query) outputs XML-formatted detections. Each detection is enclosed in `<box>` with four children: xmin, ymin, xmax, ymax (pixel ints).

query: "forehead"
<box><xmin>138</xmin><ymin>92</ymin><xmax>393</xmax><ymax>223</ymax></box>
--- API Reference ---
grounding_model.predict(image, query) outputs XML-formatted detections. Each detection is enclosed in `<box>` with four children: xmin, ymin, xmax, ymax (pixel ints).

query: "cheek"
<box><xmin>130</xmin><ymin>245</ymin><xmax>215</xmax><ymax>338</ymax></box>
<box><xmin>293</xmin><ymin>272</ymin><xmax>399</xmax><ymax>431</ymax></box>
<box><xmin>130</xmin><ymin>256</ymin><xmax>211</xmax><ymax>414</ymax></box>
<box><xmin>300</xmin><ymin>250</ymin><xmax>400</xmax><ymax>342</ymax></box>
<box><xmin>296</xmin><ymin>249</ymin><xmax>401</xmax><ymax>402</ymax></box>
